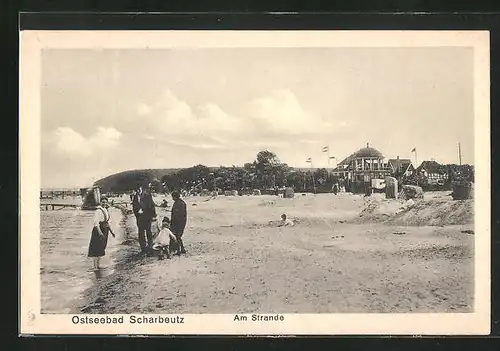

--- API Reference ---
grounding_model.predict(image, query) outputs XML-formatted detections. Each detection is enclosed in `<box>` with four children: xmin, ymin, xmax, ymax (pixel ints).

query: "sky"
<box><xmin>41</xmin><ymin>47</ymin><xmax>474</xmax><ymax>188</ymax></box>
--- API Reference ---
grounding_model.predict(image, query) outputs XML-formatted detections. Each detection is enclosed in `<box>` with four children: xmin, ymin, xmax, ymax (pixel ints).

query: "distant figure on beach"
<box><xmin>339</xmin><ymin>178</ymin><xmax>346</xmax><ymax>192</ymax></box>
<box><xmin>151</xmin><ymin>217</ymin><xmax>178</xmax><ymax>260</ymax></box>
<box><xmin>170</xmin><ymin>191</ymin><xmax>187</xmax><ymax>255</ymax></box>
<box><xmin>132</xmin><ymin>184</ymin><xmax>157</xmax><ymax>255</ymax></box>
<box><xmin>278</xmin><ymin>213</ymin><xmax>294</xmax><ymax>227</ymax></box>
<box><xmin>332</xmin><ymin>183</ymin><xmax>339</xmax><ymax>195</ymax></box>
<box><xmin>88</xmin><ymin>197</ymin><xmax>115</xmax><ymax>270</ymax></box>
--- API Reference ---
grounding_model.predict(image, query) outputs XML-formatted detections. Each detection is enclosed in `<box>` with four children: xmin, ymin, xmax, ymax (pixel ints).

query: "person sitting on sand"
<box><xmin>88</xmin><ymin>197</ymin><xmax>115</xmax><ymax>270</ymax></box>
<box><xmin>278</xmin><ymin>214</ymin><xmax>295</xmax><ymax>227</ymax></box>
<box><xmin>151</xmin><ymin>217</ymin><xmax>178</xmax><ymax>260</ymax></box>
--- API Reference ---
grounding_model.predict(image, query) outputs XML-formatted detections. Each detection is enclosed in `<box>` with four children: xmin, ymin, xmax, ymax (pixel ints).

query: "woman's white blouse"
<box><xmin>92</xmin><ymin>206</ymin><xmax>110</xmax><ymax>227</ymax></box>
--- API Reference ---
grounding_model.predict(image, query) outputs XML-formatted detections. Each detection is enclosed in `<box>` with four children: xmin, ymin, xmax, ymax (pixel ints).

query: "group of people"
<box><xmin>87</xmin><ymin>184</ymin><xmax>188</xmax><ymax>270</ymax></box>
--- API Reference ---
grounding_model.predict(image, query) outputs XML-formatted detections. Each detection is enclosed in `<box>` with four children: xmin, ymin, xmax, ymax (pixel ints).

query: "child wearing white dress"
<box><xmin>151</xmin><ymin>217</ymin><xmax>178</xmax><ymax>260</ymax></box>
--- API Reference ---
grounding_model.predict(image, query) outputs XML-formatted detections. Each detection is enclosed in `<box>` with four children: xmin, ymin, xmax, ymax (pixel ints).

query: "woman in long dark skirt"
<box><xmin>88</xmin><ymin>197</ymin><xmax>115</xmax><ymax>270</ymax></box>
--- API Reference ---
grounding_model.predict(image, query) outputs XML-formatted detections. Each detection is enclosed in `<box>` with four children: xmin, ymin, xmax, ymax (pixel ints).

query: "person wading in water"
<box><xmin>88</xmin><ymin>197</ymin><xmax>115</xmax><ymax>270</ymax></box>
<box><xmin>170</xmin><ymin>191</ymin><xmax>187</xmax><ymax>255</ymax></box>
<box><xmin>132</xmin><ymin>184</ymin><xmax>157</xmax><ymax>255</ymax></box>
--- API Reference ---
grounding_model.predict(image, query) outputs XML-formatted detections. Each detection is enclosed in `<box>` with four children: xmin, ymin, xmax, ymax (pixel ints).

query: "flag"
<box><xmin>411</xmin><ymin>148</ymin><xmax>416</xmax><ymax>152</ymax></box>
<box><xmin>322</xmin><ymin>146</ymin><xmax>329</xmax><ymax>152</ymax></box>
<box><xmin>306</xmin><ymin>157</ymin><xmax>312</xmax><ymax>163</ymax></box>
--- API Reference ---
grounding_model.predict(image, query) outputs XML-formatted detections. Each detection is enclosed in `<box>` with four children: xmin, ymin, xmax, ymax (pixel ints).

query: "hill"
<box><xmin>93</xmin><ymin>167</ymin><xmax>223</xmax><ymax>193</ymax></box>
<box><xmin>94</xmin><ymin>168</ymin><xmax>180</xmax><ymax>193</ymax></box>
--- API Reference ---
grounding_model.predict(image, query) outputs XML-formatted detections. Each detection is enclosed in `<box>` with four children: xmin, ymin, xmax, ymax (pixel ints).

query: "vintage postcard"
<box><xmin>20</xmin><ymin>30</ymin><xmax>490</xmax><ymax>335</ymax></box>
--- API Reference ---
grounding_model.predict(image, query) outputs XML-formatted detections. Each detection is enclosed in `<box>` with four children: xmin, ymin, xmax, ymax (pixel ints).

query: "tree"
<box><xmin>256</xmin><ymin>150</ymin><xmax>280</xmax><ymax>166</ymax></box>
<box><xmin>255</xmin><ymin>150</ymin><xmax>289</xmax><ymax>189</ymax></box>
<box><xmin>150</xmin><ymin>178</ymin><xmax>163</xmax><ymax>193</ymax></box>
<box><xmin>161</xmin><ymin>173</ymin><xmax>182</xmax><ymax>192</ymax></box>
<box><xmin>314</xmin><ymin>168</ymin><xmax>329</xmax><ymax>185</ymax></box>
<box><xmin>286</xmin><ymin>171</ymin><xmax>306</xmax><ymax>191</ymax></box>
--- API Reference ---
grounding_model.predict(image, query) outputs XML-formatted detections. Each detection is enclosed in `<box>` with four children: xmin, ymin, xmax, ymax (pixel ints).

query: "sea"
<box><xmin>40</xmin><ymin>206</ymin><xmax>127</xmax><ymax>314</ymax></box>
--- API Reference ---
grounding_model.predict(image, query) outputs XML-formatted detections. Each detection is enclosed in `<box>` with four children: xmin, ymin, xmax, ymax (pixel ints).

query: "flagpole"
<box><xmin>310</xmin><ymin>157</ymin><xmax>316</xmax><ymax>194</ymax></box>
<box><xmin>305</xmin><ymin>157</ymin><xmax>311</xmax><ymax>191</ymax></box>
<box><xmin>458</xmin><ymin>142</ymin><xmax>462</xmax><ymax>165</ymax></box>
<box><xmin>327</xmin><ymin>146</ymin><xmax>330</xmax><ymax>167</ymax></box>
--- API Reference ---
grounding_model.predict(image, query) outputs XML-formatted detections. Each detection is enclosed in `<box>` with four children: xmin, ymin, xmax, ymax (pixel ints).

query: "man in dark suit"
<box><xmin>170</xmin><ymin>191</ymin><xmax>187</xmax><ymax>255</ymax></box>
<box><xmin>132</xmin><ymin>184</ymin><xmax>157</xmax><ymax>254</ymax></box>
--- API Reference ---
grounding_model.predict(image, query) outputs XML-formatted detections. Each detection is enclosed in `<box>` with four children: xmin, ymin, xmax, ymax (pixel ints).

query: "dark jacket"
<box><xmin>132</xmin><ymin>191</ymin><xmax>157</xmax><ymax>219</ymax></box>
<box><xmin>170</xmin><ymin>199</ymin><xmax>187</xmax><ymax>234</ymax></box>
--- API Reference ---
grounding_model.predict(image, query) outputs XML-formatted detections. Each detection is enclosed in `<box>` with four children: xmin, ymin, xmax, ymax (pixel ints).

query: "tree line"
<box><xmin>96</xmin><ymin>150</ymin><xmax>475</xmax><ymax>194</ymax></box>
<box><xmin>160</xmin><ymin>150</ymin><xmax>339</xmax><ymax>194</ymax></box>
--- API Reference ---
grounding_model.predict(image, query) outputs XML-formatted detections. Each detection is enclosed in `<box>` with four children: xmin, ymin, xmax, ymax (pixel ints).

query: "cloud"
<box><xmin>133</xmin><ymin>89</ymin><xmax>328</xmax><ymax>149</ymax></box>
<box><xmin>52</xmin><ymin>126</ymin><xmax>122</xmax><ymax>157</ymax></box>
<box><xmin>196</xmin><ymin>103</ymin><xmax>246</xmax><ymax>134</ymax></box>
<box><xmin>137</xmin><ymin>103</ymin><xmax>151</xmax><ymax>116</ymax></box>
<box><xmin>132</xmin><ymin>90</ymin><xmax>248</xmax><ymax>148</ymax></box>
<box><xmin>91</xmin><ymin>127</ymin><xmax>122</xmax><ymax>148</ymax></box>
<box><xmin>54</xmin><ymin>127</ymin><xmax>90</xmax><ymax>156</ymax></box>
<box><xmin>243</xmin><ymin>89</ymin><xmax>320</xmax><ymax>135</ymax></box>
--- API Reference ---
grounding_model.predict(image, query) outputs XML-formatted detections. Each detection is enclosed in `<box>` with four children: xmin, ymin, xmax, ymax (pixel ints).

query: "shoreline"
<box><xmin>72</xmin><ymin>208</ymin><xmax>141</xmax><ymax>314</ymax></box>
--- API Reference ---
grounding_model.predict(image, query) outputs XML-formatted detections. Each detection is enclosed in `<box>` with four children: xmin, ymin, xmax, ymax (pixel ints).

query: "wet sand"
<box><xmin>76</xmin><ymin>193</ymin><xmax>474</xmax><ymax>314</ymax></box>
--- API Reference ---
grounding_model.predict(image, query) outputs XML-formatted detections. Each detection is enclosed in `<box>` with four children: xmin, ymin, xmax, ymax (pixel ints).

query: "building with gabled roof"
<box><xmin>331</xmin><ymin>153</ymin><xmax>355</xmax><ymax>178</ymax></box>
<box><xmin>416</xmin><ymin>160</ymin><xmax>448</xmax><ymax>185</ymax></box>
<box><xmin>387</xmin><ymin>157</ymin><xmax>415</xmax><ymax>177</ymax></box>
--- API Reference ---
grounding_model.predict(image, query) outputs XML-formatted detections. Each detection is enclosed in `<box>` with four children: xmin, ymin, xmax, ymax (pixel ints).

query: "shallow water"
<box><xmin>40</xmin><ymin>208</ymin><xmax>125</xmax><ymax>313</ymax></box>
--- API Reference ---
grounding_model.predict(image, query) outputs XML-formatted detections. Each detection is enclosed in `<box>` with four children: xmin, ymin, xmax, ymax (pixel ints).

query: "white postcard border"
<box><xmin>19</xmin><ymin>30</ymin><xmax>491</xmax><ymax>335</ymax></box>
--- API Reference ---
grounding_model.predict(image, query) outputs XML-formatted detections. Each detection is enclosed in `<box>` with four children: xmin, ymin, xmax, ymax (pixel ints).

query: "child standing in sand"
<box><xmin>151</xmin><ymin>217</ymin><xmax>178</xmax><ymax>260</ymax></box>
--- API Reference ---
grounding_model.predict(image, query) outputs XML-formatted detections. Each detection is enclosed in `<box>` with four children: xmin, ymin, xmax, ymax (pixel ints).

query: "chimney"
<box><xmin>397</xmin><ymin>156</ymin><xmax>399</xmax><ymax>160</ymax></box>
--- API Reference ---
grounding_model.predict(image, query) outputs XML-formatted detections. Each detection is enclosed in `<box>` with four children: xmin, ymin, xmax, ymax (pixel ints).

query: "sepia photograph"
<box><xmin>20</xmin><ymin>30</ymin><xmax>490</xmax><ymax>335</ymax></box>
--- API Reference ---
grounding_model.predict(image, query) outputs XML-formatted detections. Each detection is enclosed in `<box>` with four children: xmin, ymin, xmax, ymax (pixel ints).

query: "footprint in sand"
<box><xmin>331</xmin><ymin>235</ymin><xmax>345</xmax><ymax>240</ymax></box>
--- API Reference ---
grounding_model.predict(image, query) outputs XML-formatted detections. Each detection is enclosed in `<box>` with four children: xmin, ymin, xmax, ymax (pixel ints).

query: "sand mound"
<box><xmin>258</xmin><ymin>200</ymin><xmax>276</xmax><ymax>207</ymax></box>
<box><xmin>356</xmin><ymin>197</ymin><xmax>473</xmax><ymax>226</ymax></box>
<box><xmin>356</xmin><ymin>199</ymin><xmax>402</xmax><ymax>223</ymax></box>
<box><xmin>389</xmin><ymin>199</ymin><xmax>473</xmax><ymax>226</ymax></box>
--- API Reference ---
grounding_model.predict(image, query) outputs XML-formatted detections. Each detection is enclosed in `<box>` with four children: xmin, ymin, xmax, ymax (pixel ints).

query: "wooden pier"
<box><xmin>40</xmin><ymin>203</ymin><xmax>80</xmax><ymax>211</ymax></box>
<box><xmin>39</xmin><ymin>200</ymin><xmax>162</xmax><ymax>212</ymax></box>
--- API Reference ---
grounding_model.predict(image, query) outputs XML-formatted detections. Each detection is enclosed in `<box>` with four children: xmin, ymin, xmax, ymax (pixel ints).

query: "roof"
<box><xmin>332</xmin><ymin>166</ymin><xmax>348</xmax><ymax>172</ymax></box>
<box><xmin>338</xmin><ymin>153</ymin><xmax>356</xmax><ymax>166</ymax></box>
<box><xmin>417</xmin><ymin>160</ymin><xmax>446</xmax><ymax>174</ymax></box>
<box><xmin>353</xmin><ymin>145</ymin><xmax>384</xmax><ymax>158</ymax></box>
<box><xmin>388</xmin><ymin>158</ymin><xmax>413</xmax><ymax>172</ymax></box>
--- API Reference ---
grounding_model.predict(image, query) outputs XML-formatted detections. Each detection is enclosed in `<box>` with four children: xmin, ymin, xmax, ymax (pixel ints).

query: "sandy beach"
<box><xmin>75</xmin><ymin>192</ymin><xmax>474</xmax><ymax>314</ymax></box>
